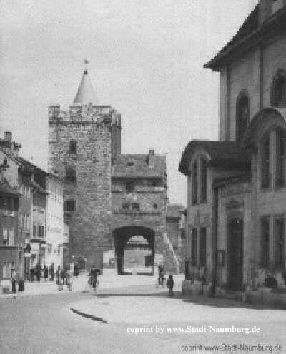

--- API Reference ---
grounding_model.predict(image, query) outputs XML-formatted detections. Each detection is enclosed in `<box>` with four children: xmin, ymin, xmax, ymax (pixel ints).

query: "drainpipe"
<box><xmin>212</xmin><ymin>186</ymin><xmax>219</xmax><ymax>296</ymax></box>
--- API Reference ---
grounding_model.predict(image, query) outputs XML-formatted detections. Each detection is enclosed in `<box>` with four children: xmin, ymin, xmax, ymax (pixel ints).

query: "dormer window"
<box><xmin>271</xmin><ymin>70</ymin><xmax>286</xmax><ymax>107</ymax></box>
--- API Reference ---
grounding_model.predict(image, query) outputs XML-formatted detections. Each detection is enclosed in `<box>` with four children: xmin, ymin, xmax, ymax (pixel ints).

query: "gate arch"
<box><xmin>113</xmin><ymin>226</ymin><xmax>155</xmax><ymax>275</ymax></box>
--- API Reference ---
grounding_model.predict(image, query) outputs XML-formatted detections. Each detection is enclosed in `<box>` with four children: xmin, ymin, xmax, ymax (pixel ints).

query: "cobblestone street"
<box><xmin>1</xmin><ymin>273</ymin><xmax>286</xmax><ymax>354</ymax></box>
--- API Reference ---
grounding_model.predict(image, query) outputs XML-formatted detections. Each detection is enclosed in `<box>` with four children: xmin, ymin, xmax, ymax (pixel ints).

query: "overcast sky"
<box><xmin>0</xmin><ymin>0</ymin><xmax>257</xmax><ymax>205</ymax></box>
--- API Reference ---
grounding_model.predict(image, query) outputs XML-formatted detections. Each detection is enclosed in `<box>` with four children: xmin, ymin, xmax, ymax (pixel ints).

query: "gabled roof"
<box><xmin>179</xmin><ymin>140</ymin><xmax>250</xmax><ymax>175</ymax></box>
<box><xmin>112</xmin><ymin>154</ymin><xmax>166</xmax><ymax>178</ymax></box>
<box><xmin>74</xmin><ymin>69</ymin><xmax>97</xmax><ymax>105</ymax></box>
<box><xmin>205</xmin><ymin>4</ymin><xmax>286</xmax><ymax>71</ymax></box>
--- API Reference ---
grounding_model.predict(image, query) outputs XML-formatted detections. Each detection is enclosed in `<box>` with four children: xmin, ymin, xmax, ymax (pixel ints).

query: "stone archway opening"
<box><xmin>113</xmin><ymin>226</ymin><xmax>155</xmax><ymax>275</ymax></box>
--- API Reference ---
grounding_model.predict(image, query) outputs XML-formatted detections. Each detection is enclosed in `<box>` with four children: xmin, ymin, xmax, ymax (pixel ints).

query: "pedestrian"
<box><xmin>74</xmin><ymin>264</ymin><xmax>79</xmax><ymax>278</ymax></box>
<box><xmin>30</xmin><ymin>268</ymin><xmax>34</xmax><ymax>282</ymax></box>
<box><xmin>11</xmin><ymin>273</ymin><xmax>17</xmax><ymax>294</ymax></box>
<box><xmin>167</xmin><ymin>274</ymin><xmax>174</xmax><ymax>296</ymax></box>
<box><xmin>158</xmin><ymin>265</ymin><xmax>165</xmax><ymax>286</ymax></box>
<box><xmin>56</xmin><ymin>266</ymin><xmax>61</xmax><ymax>285</ymax></box>
<box><xmin>44</xmin><ymin>265</ymin><xmax>48</xmax><ymax>281</ymax></box>
<box><xmin>89</xmin><ymin>265</ymin><xmax>98</xmax><ymax>290</ymax></box>
<box><xmin>60</xmin><ymin>267</ymin><xmax>66</xmax><ymax>285</ymax></box>
<box><xmin>36</xmin><ymin>263</ymin><xmax>41</xmax><ymax>282</ymax></box>
<box><xmin>50</xmin><ymin>263</ymin><xmax>55</xmax><ymax>281</ymax></box>
<box><xmin>66</xmin><ymin>268</ymin><xmax>73</xmax><ymax>291</ymax></box>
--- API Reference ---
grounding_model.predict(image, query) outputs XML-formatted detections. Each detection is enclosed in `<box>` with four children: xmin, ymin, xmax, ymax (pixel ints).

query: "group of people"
<box><xmin>158</xmin><ymin>264</ymin><xmax>174</xmax><ymax>296</ymax></box>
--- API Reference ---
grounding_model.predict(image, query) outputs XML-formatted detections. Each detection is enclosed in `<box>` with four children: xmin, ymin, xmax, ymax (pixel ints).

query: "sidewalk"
<box><xmin>0</xmin><ymin>270</ymin><xmax>184</xmax><ymax>298</ymax></box>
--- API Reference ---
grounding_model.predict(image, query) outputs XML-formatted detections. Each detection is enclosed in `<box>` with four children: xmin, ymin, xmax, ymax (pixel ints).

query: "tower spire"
<box><xmin>74</xmin><ymin>59</ymin><xmax>97</xmax><ymax>105</ymax></box>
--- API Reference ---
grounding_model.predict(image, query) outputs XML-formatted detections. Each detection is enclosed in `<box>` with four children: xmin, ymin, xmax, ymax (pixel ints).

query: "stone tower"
<box><xmin>48</xmin><ymin>65</ymin><xmax>121</xmax><ymax>268</ymax></box>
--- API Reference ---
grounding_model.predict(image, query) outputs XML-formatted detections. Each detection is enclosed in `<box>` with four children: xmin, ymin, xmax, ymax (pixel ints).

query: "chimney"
<box><xmin>148</xmin><ymin>149</ymin><xmax>155</xmax><ymax>169</ymax></box>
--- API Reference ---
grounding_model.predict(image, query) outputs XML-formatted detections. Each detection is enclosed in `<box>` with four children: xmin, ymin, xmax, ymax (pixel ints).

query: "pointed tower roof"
<box><xmin>73</xmin><ymin>60</ymin><xmax>97</xmax><ymax>105</ymax></box>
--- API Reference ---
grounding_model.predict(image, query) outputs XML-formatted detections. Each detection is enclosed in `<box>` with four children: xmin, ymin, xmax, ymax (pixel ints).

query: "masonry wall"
<box><xmin>49</xmin><ymin>114</ymin><xmax>113</xmax><ymax>268</ymax></box>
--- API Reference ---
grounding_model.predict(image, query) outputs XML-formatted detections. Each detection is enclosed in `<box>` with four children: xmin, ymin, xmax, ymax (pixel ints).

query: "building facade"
<box><xmin>180</xmin><ymin>0</ymin><xmax>286</xmax><ymax>305</ymax></box>
<box><xmin>49</xmin><ymin>66</ymin><xmax>179</xmax><ymax>273</ymax></box>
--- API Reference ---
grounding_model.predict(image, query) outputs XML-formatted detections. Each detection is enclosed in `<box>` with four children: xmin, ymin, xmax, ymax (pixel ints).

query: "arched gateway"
<box><xmin>113</xmin><ymin>226</ymin><xmax>155</xmax><ymax>275</ymax></box>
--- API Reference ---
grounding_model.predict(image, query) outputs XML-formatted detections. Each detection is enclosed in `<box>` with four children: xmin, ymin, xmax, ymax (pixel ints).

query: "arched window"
<box><xmin>69</xmin><ymin>140</ymin><xmax>77</xmax><ymax>154</ymax></box>
<box><xmin>65</xmin><ymin>166</ymin><xmax>76</xmax><ymax>183</ymax></box>
<box><xmin>192</xmin><ymin>160</ymin><xmax>198</xmax><ymax>205</ymax></box>
<box><xmin>271</xmin><ymin>70</ymin><xmax>286</xmax><ymax>107</ymax></box>
<box><xmin>236</xmin><ymin>93</ymin><xmax>249</xmax><ymax>143</ymax></box>
<box><xmin>261</xmin><ymin>133</ymin><xmax>271</xmax><ymax>189</ymax></box>
<box><xmin>276</xmin><ymin>128</ymin><xmax>286</xmax><ymax>187</ymax></box>
<box><xmin>200</xmin><ymin>158</ymin><xmax>207</xmax><ymax>203</ymax></box>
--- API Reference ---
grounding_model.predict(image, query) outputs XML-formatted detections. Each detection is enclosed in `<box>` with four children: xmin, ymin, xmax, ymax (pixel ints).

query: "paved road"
<box><xmin>1</xmin><ymin>277</ymin><xmax>286</xmax><ymax>354</ymax></box>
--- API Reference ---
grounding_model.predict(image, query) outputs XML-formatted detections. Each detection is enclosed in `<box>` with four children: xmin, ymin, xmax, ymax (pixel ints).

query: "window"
<box><xmin>153</xmin><ymin>203</ymin><xmax>158</xmax><ymax>209</ymax></box>
<box><xmin>261</xmin><ymin>134</ymin><xmax>271</xmax><ymax>189</ymax></box>
<box><xmin>122</xmin><ymin>202</ymin><xmax>130</xmax><ymax>210</ymax></box>
<box><xmin>65</xmin><ymin>167</ymin><xmax>76</xmax><ymax>182</ymax></box>
<box><xmin>64</xmin><ymin>199</ymin><xmax>76</xmax><ymax>212</ymax></box>
<box><xmin>132</xmin><ymin>203</ymin><xmax>140</xmax><ymax>211</ymax></box>
<box><xmin>191</xmin><ymin>228</ymin><xmax>198</xmax><ymax>266</ymax></box>
<box><xmin>199</xmin><ymin>227</ymin><xmax>207</xmax><ymax>267</ymax></box>
<box><xmin>261</xmin><ymin>129</ymin><xmax>286</xmax><ymax>189</ymax></box>
<box><xmin>276</xmin><ymin>129</ymin><xmax>286</xmax><ymax>187</ymax></box>
<box><xmin>33</xmin><ymin>225</ymin><xmax>37</xmax><ymax>237</ymax></box>
<box><xmin>126</xmin><ymin>181</ymin><xmax>134</xmax><ymax>193</ymax></box>
<box><xmin>271</xmin><ymin>69</ymin><xmax>286</xmax><ymax>107</ymax></box>
<box><xmin>274</xmin><ymin>217</ymin><xmax>285</xmax><ymax>268</ymax></box>
<box><xmin>200</xmin><ymin>159</ymin><xmax>207</xmax><ymax>203</ymax></box>
<box><xmin>192</xmin><ymin>161</ymin><xmax>198</xmax><ymax>205</ymax></box>
<box><xmin>236</xmin><ymin>94</ymin><xmax>249</xmax><ymax>143</ymax></box>
<box><xmin>69</xmin><ymin>140</ymin><xmax>77</xmax><ymax>154</ymax></box>
<box><xmin>261</xmin><ymin>216</ymin><xmax>270</xmax><ymax>266</ymax></box>
<box><xmin>38</xmin><ymin>225</ymin><xmax>45</xmax><ymax>237</ymax></box>
<box><xmin>8</xmin><ymin>229</ymin><xmax>14</xmax><ymax>246</ymax></box>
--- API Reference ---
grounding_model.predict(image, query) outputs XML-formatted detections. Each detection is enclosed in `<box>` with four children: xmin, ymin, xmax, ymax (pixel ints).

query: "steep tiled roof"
<box><xmin>179</xmin><ymin>141</ymin><xmax>250</xmax><ymax>175</ymax></box>
<box><xmin>205</xmin><ymin>4</ymin><xmax>286</xmax><ymax>71</ymax></box>
<box><xmin>112</xmin><ymin>154</ymin><xmax>166</xmax><ymax>178</ymax></box>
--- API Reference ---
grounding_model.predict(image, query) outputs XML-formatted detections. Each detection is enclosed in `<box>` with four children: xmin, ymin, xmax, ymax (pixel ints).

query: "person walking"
<box><xmin>50</xmin><ymin>263</ymin><xmax>55</xmax><ymax>281</ymax></box>
<box><xmin>56</xmin><ymin>266</ymin><xmax>61</xmax><ymax>285</ymax></box>
<box><xmin>167</xmin><ymin>274</ymin><xmax>174</xmax><ymax>296</ymax></box>
<box><xmin>44</xmin><ymin>265</ymin><xmax>48</xmax><ymax>281</ymax></box>
<box><xmin>89</xmin><ymin>265</ymin><xmax>98</xmax><ymax>291</ymax></box>
<box><xmin>36</xmin><ymin>263</ymin><xmax>41</xmax><ymax>282</ymax></box>
<box><xmin>158</xmin><ymin>265</ymin><xmax>165</xmax><ymax>286</ymax></box>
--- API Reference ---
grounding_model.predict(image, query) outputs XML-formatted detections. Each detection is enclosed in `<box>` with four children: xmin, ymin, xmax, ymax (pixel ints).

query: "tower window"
<box><xmin>65</xmin><ymin>167</ymin><xmax>76</xmax><ymax>183</ymax></box>
<box><xmin>236</xmin><ymin>93</ymin><xmax>249</xmax><ymax>143</ymax></box>
<box><xmin>271</xmin><ymin>70</ymin><xmax>286</xmax><ymax>107</ymax></box>
<box><xmin>126</xmin><ymin>181</ymin><xmax>134</xmax><ymax>193</ymax></box>
<box><xmin>69</xmin><ymin>140</ymin><xmax>77</xmax><ymax>154</ymax></box>
<box><xmin>64</xmin><ymin>199</ymin><xmax>76</xmax><ymax>212</ymax></box>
